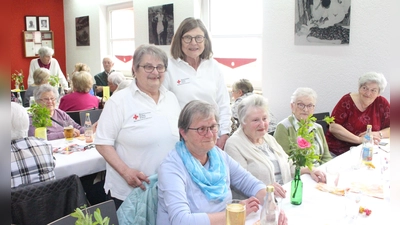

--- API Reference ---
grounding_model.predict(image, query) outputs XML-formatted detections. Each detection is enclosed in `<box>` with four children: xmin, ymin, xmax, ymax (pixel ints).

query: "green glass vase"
<box><xmin>291</xmin><ymin>167</ymin><xmax>303</xmax><ymax>205</ymax></box>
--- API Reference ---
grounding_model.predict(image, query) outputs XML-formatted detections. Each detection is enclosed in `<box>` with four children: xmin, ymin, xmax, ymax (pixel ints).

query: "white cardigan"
<box><xmin>225</xmin><ymin>128</ymin><xmax>294</xmax><ymax>199</ymax></box>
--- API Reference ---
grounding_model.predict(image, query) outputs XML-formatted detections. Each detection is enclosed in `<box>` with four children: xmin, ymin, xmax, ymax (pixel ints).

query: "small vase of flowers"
<box><xmin>289</xmin><ymin>115</ymin><xmax>334</xmax><ymax>205</ymax></box>
<box><xmin>12</xmin><ymin>69</ymin><xmax>24</xmax><ymax>90</ymax></box>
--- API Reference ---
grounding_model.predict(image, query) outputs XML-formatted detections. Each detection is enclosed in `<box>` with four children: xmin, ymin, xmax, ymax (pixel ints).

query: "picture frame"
<box><xmin>38</xmin><ymin>16</ymin><xmax>50</xmax><ymax>31</ymax></box>
<box><xmin>25</xmin><ymin>16</ymin><xmax>37</xmax><ymax>31</ymax></box>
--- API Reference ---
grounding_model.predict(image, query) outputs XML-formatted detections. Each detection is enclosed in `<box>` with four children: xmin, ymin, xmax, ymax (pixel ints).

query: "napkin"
<box><xmin>315</xmin><ymin>182</ymin><xmax>348</xmax><ymax>196</ymax></box>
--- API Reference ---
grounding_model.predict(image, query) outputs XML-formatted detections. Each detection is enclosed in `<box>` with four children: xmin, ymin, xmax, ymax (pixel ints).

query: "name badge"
<box><xmin>176</xmin><ymin>78</ymin><xmax>190</xmax><ymax>86</ymax></box>
<box><xmin>132</xmin><ymin>112</ymin><xmax>152</xmax><ymax>122</ymax></box>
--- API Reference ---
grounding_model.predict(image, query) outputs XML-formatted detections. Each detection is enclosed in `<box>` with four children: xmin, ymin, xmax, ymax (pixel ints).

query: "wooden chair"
<box><xmin>313</xmin><ymin>112</ymin><xmax>330</xmax><ymax>135</ymax></box>
<box><xmin>48</xmin><ymin>200</ymin><xmax>118</xmax><ymax>225</ymax></box>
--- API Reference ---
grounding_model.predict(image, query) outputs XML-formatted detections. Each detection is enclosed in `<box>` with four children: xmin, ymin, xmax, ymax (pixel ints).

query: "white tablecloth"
<box><xmin>48</xmin><ymin>138</ymin><xmax>106</xmax><ymax>179</ymax></box>
<box><xmin>246</xmin><ymin>142</ymin><xmax>391</xmax><ymax>225</ymax></box>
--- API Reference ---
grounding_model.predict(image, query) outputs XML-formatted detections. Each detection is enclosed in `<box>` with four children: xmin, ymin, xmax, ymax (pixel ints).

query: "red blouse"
<box><xmin>326</xmin><ymin>93</ymin><xmax>390</xmax><ymax>156</ymax></box>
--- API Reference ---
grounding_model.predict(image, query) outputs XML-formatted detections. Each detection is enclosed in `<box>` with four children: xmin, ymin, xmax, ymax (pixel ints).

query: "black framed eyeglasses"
<box><xmin>139</xmin><ymin>64</ymin><xmax>166</xmax><ymax>73</ymax></box>
<box><xmin>296</xmin><ymin>103</ymin><xmax>315</xmax><ymax>110</ymax></box>
<box><xmin>182</xmin><ymin>35</ymin><xmax>205</xmax><ymax>43</ymax></box>
<box><xmin>188</xmin><ymin>124</ymin><xmax>220</xmax><ymax>136</ymax></box>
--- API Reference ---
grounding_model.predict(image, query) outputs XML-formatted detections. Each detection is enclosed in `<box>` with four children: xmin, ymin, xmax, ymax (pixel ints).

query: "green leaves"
<box><xmin>49</xmin><ymin>74</ymin><xmax>60</xmax><ymax>87</ymax></box>
<box><xmin>323</xmin><ymin>115</ymin><xmax>335</xmax><ymax>125</ymax></box>
<box><xmin>27</xmin><ymin>103</ymin><xmax>52</xmax><ymax>128</ymax></box>
<box><xmin>70</xmin><ymin>205</ymin><xmax>112</xmax><ymax>225</ymax></box>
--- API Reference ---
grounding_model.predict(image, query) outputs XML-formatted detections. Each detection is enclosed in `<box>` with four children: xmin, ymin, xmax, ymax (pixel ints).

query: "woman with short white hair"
<box><xmin>27</xmin><ymin>46</ymin><xmax>68</xmax><ymax>89</ymax></box>
<box><xmin>23</xmin><ymin>68</ymin><xmax>50</xmax><ymax>107</ymax></box>
<box><xmin>11</xmin><ymin>102</ymin><xmax>55</xmax><ymax>188</ymax></box>
<box><xmin>107</xmin><ymin>71</ymin><xmax>126</xmax><ymax>93</ymax></box>
<box><xmin>326</xmin><ymin>71</ymin><xmax>390</xmax><ymax>156</ymax></box>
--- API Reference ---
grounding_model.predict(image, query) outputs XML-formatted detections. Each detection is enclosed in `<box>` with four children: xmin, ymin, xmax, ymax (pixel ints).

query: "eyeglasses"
<box><xmin>139</xmin><ymin>64</ymin><xmax>166</xmax><ymax>73</ymax></box>
<box><xmin>296</xmin><ymin>103</ymin><xmax>315</xmax><ymax>110</ymax></box>
<box><xmin>39</xmin><ymin>97</ymin><xmax>56</xmax><ymax>102</ymax></box>
<box><xmin>182</xmin><ymin>35</ymin><xmax>205</xmax><ymax>43</ymax></box>
<box><xmin>361</xmin><ymin>86</ymin><xmax>379</xmax><ymax>94</ymax></box>
<box><xmin>188</xmin><ymin>124</ymin><xmax>220</xmax><ymax>136</ymax></box>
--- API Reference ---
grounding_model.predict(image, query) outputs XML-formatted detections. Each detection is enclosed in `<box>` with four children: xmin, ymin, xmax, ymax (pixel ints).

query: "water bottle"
<box><xmin>29</xmin><ymin>96</ymin><xmax>35</xmax><ymax>107</ymax></box>
<box><xmin>84</xmin><ymin>113</ymin><xmax>93</xmax><ymax>143</ymax></box>
<box><xmin>260</xmin><ymin>186</ymin><xmax>278</xmax><ymax>225</ymax></box>
<box><xmin>362</xmin><ymin>124</ymin><xmax>373</xmax><ymax>162</ymax></box>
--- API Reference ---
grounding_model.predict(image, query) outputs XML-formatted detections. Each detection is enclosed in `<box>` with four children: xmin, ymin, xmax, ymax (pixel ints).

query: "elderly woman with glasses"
<box><xmin>163</xmin><ymin>17</ymin><xmax>232</xmax><ymax>150</ymax></box>
<box><xmin>28</xmin><ymin>46</ymin><xmax>68</xmax><ymax>89</ymax></box>
<box><xmin>225</xmin><ymin>94</ymin><xmax>326</xmax><ymax>200</ymax></box>
<box><xmin>326</xmin><ymin>72</ymin><xmax>390</xmax><ymax>156</ymax></box>
<box><xmin>157</xmin><ymin>100</ymin><xmax>287</xmax><ymax>225</ymax></box>
<box><xmin>94</xmin><ymin>44</ymin><xmax>181</xmax><ymax>209</ymax></box>
<box><xmin>28</xmin><ymin>84</ymin><xmax>84</xmax><ymax>140</ymax></box>
<box><xmin>274</xmin><ymin>87</ymin><xmax>332</xmax><ymax>165</ymax></box>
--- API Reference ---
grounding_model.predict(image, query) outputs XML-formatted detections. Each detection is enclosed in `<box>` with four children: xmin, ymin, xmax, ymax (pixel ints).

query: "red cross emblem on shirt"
<box><xmin>133</xmin><ymin>114</ymin><xmax>139</xmax><ymax>120</ymax></box>
<box><xmin>177</xmin><ymin>80</ymin><xmax>181</xmax><ymax>84</ymax></box>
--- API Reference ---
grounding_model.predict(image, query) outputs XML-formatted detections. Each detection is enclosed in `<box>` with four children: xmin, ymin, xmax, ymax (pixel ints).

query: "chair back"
<box><xmin>48</xmin><ymin>200</ymin><xmax>118</xmax><ymax>225</ymax></box>
<box><xmin>66</xmin><ymin>111</ymin><xmax>81</xmax><ymax>124</ymax></box>
<box><xmin>11</xmin><ymin>174</ymin><xmax>88</xmax><ymax>225</ymax></box>
<box><xmin>313</xmin><ymin>112</ymin><xmax>330</xmax><ymax>135</ymax></box>
<box><xmin>79</xmin><ymin>108</ymin><xmax>103</xmax><ymax>126</ymax></box>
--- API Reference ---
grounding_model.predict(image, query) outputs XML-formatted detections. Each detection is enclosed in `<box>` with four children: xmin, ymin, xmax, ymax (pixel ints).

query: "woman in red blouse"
<box><xmin>325</xmin><ymin>72</ymin><xmax>390</xmax><ymax>156</ymax></box>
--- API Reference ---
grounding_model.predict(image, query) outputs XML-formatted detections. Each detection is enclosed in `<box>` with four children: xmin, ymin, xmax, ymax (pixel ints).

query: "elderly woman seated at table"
<box><xmin>274</xmin><ymin>87</ymin><xmax>332</xmax><ymax>165</ymax></box>
<box><xmin>11</xmin><ymin>102</ymin><xmax>55</xmax><ymax>188</ymax></box>
<box><xmin>59</xmin><ymin>71</ymin><xmax>99</xmax><ymax>112</ymax></box>
<box><xmin>107</xmin><ymin>71</ymin><xmax>126</xmax><ymax>93</ymax></box>
<box><xmin>23</xmin><ymin>68</ymin><xmax>50</xmax><ymax>107</ymax></box>
<box><xmin>95</xmin><ymin>44</ymin><xmax>181</xmax><ymax>210</ymax></box>
<box><xmin>157</xmin><ymin>100</ymin><xmax>287</xmax><ymax>225</ymax></box>
<box><xmin>225</xmin><ymin>95</ymin><xmax>326</xmax><ymax>200</ymax></box>
<box><xmin>326</xmin><ymin>71</ymin><xmax>390</xmax><ymax>156</ymax></box>
<box><xmin>28</xmin><ymin>84</ymin><xmax>84</xmax><ymax>140</ymax></box>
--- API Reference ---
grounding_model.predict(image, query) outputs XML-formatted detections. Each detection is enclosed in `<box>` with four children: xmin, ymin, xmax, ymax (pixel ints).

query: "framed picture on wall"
<box><xmin>25</xmin><ymin>16</ymin><xmax>37</xmax><ymax>31</ymax></box>
<box><xmin>38</xmin><ymin>16</ymin><xmax>50</xmax><ymax>31</ymax></box>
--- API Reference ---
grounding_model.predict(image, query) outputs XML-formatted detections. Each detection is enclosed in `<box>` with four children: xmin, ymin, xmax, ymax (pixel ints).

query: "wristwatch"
<box><xmin>379</xmin><ymin>131</ymin><xmax>383</xmax><ymax>139</ymax></box>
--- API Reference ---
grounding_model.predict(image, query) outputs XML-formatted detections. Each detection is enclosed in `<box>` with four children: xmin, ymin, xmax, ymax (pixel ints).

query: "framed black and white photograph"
<box><xmin>75</xmin><ymin>16</ymin><xmax>90</xmax><ymax>46</ymax></box>
<box><xmin>148</xmin><ymin>3</ymin><xmax>174</xmax><ymax>46</ymax></box>
<box><xmin>25</xmin><ymin>16</ymin><xmax>37</xmax><ymax>31</ymax></box>
<box><xmin>38</xmin><ymin>16</ymin><xmax>50</xmax><ymax>31</ymax></box>
<box><xmin>294</xmin><ymin>0</ymin><xmax>351</xmax><ymax>45</ymax></box>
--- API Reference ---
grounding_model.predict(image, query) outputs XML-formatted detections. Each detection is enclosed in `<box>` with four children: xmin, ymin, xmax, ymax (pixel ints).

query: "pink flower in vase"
<box><xmin>297</xmin><ymin>137</ymin><xmax>311</xmax><ymax>149</ymax></box>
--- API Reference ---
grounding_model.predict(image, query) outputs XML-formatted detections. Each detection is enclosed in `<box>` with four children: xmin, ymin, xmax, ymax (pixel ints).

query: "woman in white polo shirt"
<box><xmin>94</xmin><ymin>45</ymin><xmax>180</xmax><ymax>209</ymax></box>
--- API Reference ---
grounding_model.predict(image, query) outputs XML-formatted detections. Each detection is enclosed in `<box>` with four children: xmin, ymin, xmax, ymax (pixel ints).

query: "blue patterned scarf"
<box><xmin>176</xmin><ymin>140</ymin><xmax>228</xmax><ymax>202</ymax></box>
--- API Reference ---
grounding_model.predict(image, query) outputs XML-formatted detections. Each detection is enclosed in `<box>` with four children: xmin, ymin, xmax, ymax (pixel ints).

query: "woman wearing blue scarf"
<box><xmin>157</xmin><ymin>100</ymin><xmax>288</xmax><ymax>225</ymax></box>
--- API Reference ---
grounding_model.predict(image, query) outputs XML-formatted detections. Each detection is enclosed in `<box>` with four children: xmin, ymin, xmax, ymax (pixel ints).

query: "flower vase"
<box><xmin>291</xmin><ymin>167</ymin><xmax>303</xmax><ymax>205</ymax></box>
<box><xmin>15</xmin><ymin>83</ymin><xmax>20</xmax><ymax>90</ymax></box>
<box><xmin>34</xmin><ymin>127</ymin><xmax>47</xmax><ymax>141</ymax></box>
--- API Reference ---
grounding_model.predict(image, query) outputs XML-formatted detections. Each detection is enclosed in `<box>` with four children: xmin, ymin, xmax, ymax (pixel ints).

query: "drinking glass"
<box><xmin>349</xmin><ymin>146</ymin><xmax>362</xmax><ymax>170</ymax></box>
<box><xmin>63</xmin><ymin>120</ymin><xmax>74</xmax><ymax>142</ymax></box>
<box><xmin>344</xmin><ymin>189</ymin><xmax>362</xmax><ymax>222</ymax></box>
<box><xmin>325</xmin><ymin>164</ymin><xmax>340</xmax><ymax>187</ymax></box>
<box><xmin>226</xmin><ymin>199</ymin><xmax>246</xmax><ymax>225</ymax></box>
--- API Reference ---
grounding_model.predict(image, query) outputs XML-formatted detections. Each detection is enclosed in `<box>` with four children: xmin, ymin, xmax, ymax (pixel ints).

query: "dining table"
<box><xmin>48</xmin><ymin>137</ymin><xmax>106</xmax><ymax>179</ymax></box>
<box><xmin>245</xmin><ymin>140</ymin><xmax>391</xmax><ymax>225</ymax></box>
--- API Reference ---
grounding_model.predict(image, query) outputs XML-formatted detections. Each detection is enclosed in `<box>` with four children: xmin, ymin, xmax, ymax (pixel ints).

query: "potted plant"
<box><xmin>71</xmin><ymin>205</ymin><xmax>113</xmax><ymax>225</ymax></box>
<box><xmin>49</xmin><ymin>74</ymin><xmax>60</xmax><ymax>87</ymax></box>
<box><xmin>27</xmin><ymin>103</ymin><xmax>52</xmax><ymax>140</ymax></box>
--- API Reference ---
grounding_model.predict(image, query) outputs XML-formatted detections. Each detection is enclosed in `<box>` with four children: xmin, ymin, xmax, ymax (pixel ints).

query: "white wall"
<box><xmin>262</xmin><ymin>1</ymin><xmax>395</xmax><ymax>122</ymax></box>
<box><xmin>63</xmin><ymin>0</ymin><xmax>128</xmax><ymax>76</ymax></box>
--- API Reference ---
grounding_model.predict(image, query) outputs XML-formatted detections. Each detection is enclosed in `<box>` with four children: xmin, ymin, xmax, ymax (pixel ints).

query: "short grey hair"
<box><xmin>237</xmin><ymin>94</ymin><xmax>270</xmax><ymax>125</ymax></box>
<box><xmin>108</xmin><ymin>72</ymin><xmax>126</xmax><ymax>85</ymax></box>
<box><xmin>358</xmin><ymin>71</ymin><xmax>387</xmax><ymax>93</ymax></box>
<box><xmin>290</xmin><ymin>87</ymin><xmax>317</xmax><ymax>104</ymax></box>
<box><xmin>132</xmin><ymin>45</ymin><xmax>168</xmax><ymax>75</ymax></box>
<box><xmin>33</xmin><ymin>83</ymin><xmax>59</xmax><ymax>101</ymax></box>
<box><xmin>38</xmin><ymin>46</ymin><xmax>54</xmax><ymax>58</ymax></box>
<box><xmin>178</xmin><ymin>100</ymin><xmax>219</xmax><ymax>140</ymax></box>
<box><xmin>11</xmin><ymin>102</ymin><xmax>29</xmax><ymax>140</ymax></box>
<box><xmin>114</xmin><ymin>80</ymin><xmax>132</xmax><ymax>93</ymax></box>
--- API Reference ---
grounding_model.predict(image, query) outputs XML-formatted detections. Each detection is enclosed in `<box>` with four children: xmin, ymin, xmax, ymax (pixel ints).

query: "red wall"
<box><xmin>9</xmin><ymin>0</ymin><xmax>66</xmax><ymax>89</ymax></box>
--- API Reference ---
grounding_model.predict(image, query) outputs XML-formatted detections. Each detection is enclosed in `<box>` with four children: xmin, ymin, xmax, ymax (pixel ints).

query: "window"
<box><xmin>108</xmin><ymin>3</ymin><xmax>134</xmax><ymax>76</ymax></box>
<box><xmin>203</xmin><ymin>0</ymin><xmax>263</xmax><ymax>90</ymax></box>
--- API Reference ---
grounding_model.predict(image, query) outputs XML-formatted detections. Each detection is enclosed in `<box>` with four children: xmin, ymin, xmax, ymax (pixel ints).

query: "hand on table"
<box><xmin>310</xmin><ymin>169</ymin><xmax>326</xmax><ymax>183</ymax></box>
<box><xmin>272</xmin><ymin>182</ymin><xmax>286</xmax><ymax>198</ymax></box>
<box><xmin>121</xmin><ymin>168</ymin><xmax>150</xmax><ymax>191</ymax></box>
<box><xmin>278</xmin><ymin>209</ymin><xmax>288</xmax><ymax>225</ymax></box>
<box><xmin>73</xmin><ymin>128</ymin><xmax>81</xmax><ymax>137</ymax></box>
<box><xmin>358</xmin><ymin>131</ymin><xmax>381</xmax><ymax>144</ymax></box>
<box><xmin>241</xmin><ymin>196</ymin><xmax>261</xmax><ymax>216</ymax></box>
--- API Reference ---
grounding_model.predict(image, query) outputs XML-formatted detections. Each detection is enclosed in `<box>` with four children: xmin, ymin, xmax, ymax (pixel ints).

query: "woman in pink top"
<box><xmin>59</xmin><ymin>71</ymin><xmax>99</xmax><ymax>111</ymax></box>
